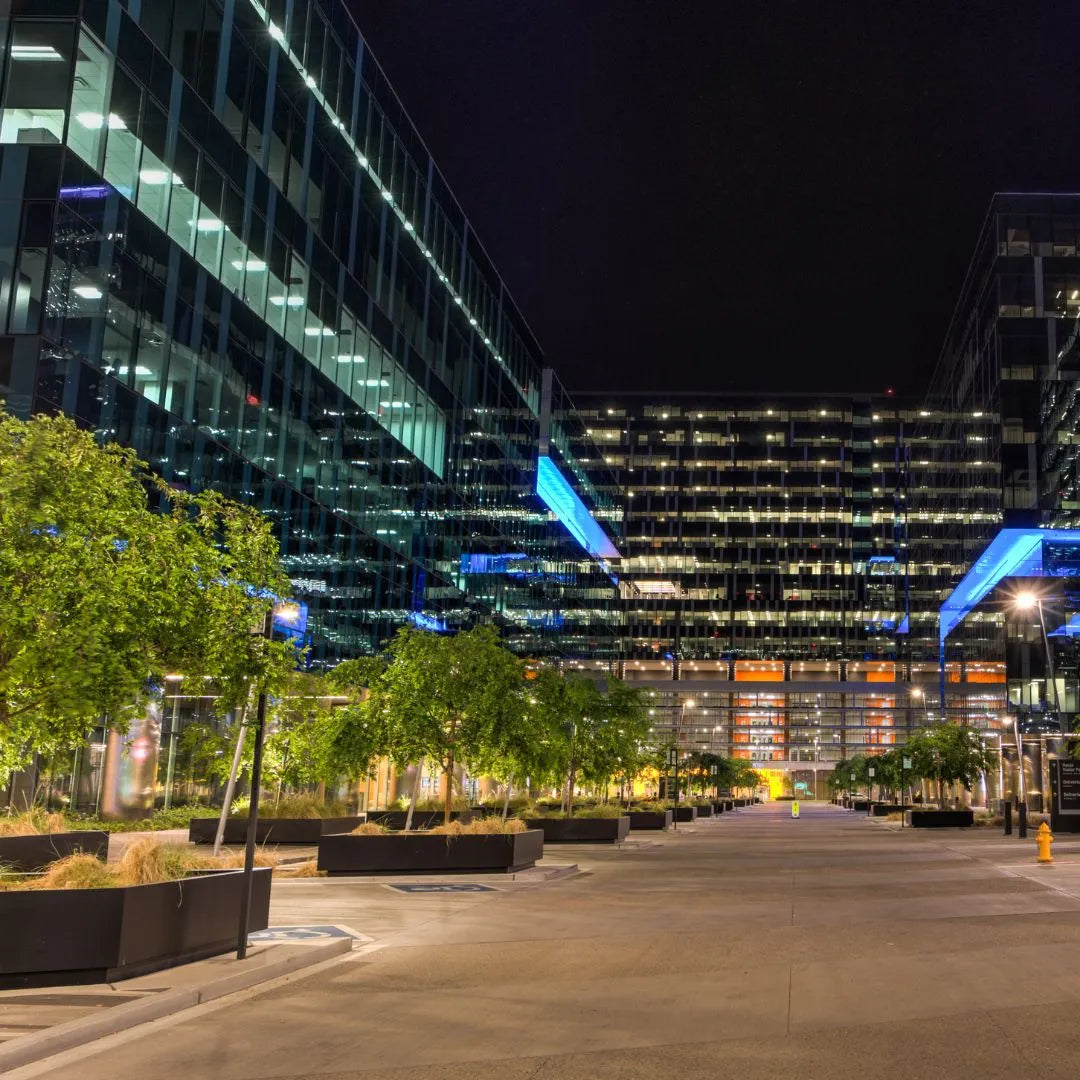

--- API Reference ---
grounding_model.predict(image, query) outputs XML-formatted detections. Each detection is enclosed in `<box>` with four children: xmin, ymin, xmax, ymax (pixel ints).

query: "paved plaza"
<box><xmin>18</xmin><ymin>803</ymin><xmax>1080</xmax><ymax>1079</ymax></box>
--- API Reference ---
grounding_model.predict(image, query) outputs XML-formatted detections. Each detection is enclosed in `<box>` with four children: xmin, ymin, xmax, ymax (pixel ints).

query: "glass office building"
<box><xmin>0</xmin><ymin>0</ymin><xmax>620</xmax><ymax>666</ymax></box>
<box><xmin>566</xmin><ymin>393</ymin><xmax>1003</xmax><ymax>788</ymax></box>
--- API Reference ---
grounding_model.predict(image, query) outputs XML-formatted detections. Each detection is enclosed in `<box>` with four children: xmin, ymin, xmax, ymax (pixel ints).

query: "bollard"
<box><xmin>1003</xmin><ymin>801</ymin><xmax>1012</xmax><ymax>836</ymax></box>
<box><xmin>1018</xmin><ymin>803</ymin><xmax>1028</xmax><ymax>840</ymax></box>
<box><xmin>1036</xmin><ymin>821</ymin><xmax>1053</xmax><ymax>865</ymax></box>
<box><xmin>791</xmin><ymin>800</ymin><xmax>800</xmax><ymax>819</ymax></box>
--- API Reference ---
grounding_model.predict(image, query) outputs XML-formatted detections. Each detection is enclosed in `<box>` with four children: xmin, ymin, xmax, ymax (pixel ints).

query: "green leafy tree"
<box><xmin>906</xmin><ymin>724</ymin><xmax>997</xmax><ymax>808</ymax></box>
<box><xmin>871</xmin><ymin>749</ymin><xmax>904</xmax><ymax>802</ymax></box>
<box><xmin>540</xmin><ymin>674</ymin><xmax>651</xmax><ymax>814</ymax></box>
<box><xmin>262</xmin><ymin>671</ymin><xmax>341</xmax><ymax>801</ymax></box>
<box><xmin>0</xmin><ymin>409</ymin><xmax>292</xmax><ymax>786</ymax></box>
<box><xmin>359</xmin><ymin>625</ymin><xmax>524</xmax><ymax>823</ymax></box>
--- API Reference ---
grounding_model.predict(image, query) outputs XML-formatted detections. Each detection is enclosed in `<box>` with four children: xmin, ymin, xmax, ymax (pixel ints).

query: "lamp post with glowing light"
<box><xmin>910</xmin><ymin>686</ymin><xmax>930</xmax><ymax>725</ymax></box>
<box><xmin>1013</xmin><ymin>591</ymin><xmax>1059</xmax><ymax>716</ymax></box>
<box><xmin>237</xmin><ymin>597</ymin><xmax>303</xmax><ymax>960</ymax></box>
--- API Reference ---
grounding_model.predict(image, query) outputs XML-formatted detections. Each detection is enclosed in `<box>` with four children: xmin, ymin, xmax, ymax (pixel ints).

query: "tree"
<box><xmin>0</xmin><ymin>408</ymin><xmax>292</xmax><ymax>787</ymax></box>
<box><xmin>871</xmin><ymin>749</ymin><xmax>904</xmax><ymax>802</ymax></box>
<box><xmin>262</xmin><ymin>671</ymin><xmax>340</xmax><ymax>801</ymax></box>
<box><xmin>539</xmin><ymin>673</ymin><xmax>650</xmax><ymax>815</ymax></box>
<box><xmin>906</xmin><ymin>724</ymin><xmax>997</xmax><ymax>808</ymax></box>
<box><xmin>359</xmin><ymin>625</ymin><xmax>524</xmax><ymax>823</ymax></box>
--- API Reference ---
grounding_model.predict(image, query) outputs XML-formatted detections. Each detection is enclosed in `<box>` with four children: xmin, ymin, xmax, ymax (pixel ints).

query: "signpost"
<box><xmin>668</xmin><ymin>747</ymin><xmax>679</xmax><ymax>830</ymax></box>
<box><xmin>901</xmin><ymin>757</ymin><xmax>912</xmax><ymax>828</ymax></box>
<box><xmin>1049</xmin><ymin>759</ymin><xmax>1080</xmax><ymax>833</ymax></box>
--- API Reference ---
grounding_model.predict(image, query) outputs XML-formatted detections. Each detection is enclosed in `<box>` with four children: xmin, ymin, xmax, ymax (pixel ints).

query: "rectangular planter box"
<box><xmin>692</xmin><ymin>804</ymin><xmax>714</xmax><ymax>818</ymax></box>
<box><xmin>0</xmin><ymin>831</ymin><xmax>109</xmax><ymax>872</ymax></box>
<box><xmin>0</xmin><ymin>867</ymin><xmax>271</xmax><ymax>989</ymax></box>
<box><xmin>364</xmin><ymin>810</ymin><xmax>479</xmax><ymax>832</ymax></box>
<box><xmin>850</xmin><ymin>800</ymin><xmax>871</xmax><ymax>812</ymax></box>
<box><xmin>627</xmin><ymin>810</ymin><xmax>673</xmax><ymax>831</ymax></box>
<box><xmin>672</xmin><ymin>806</ymin><xmax>698</xmax><ymax>823</ymax></box>
<box><xmin>521</xmin><ymin>816</ymin><xmax>631</xmax><ymax>843</ymax></box>
<box><xmin>317</xmin><ymin>830</ymin><xmax>543</xmax><ymax>874</ymax></box>
<box><xmin>909</xmin><ymin>810</ymin><xmax>974</xmax><ymax>828</ymax></box>
<box><xmin>871</xmin><ymin>803</ymin><xmax>909</xmax><ymax>817</ymax></box>
<box><xmin>711</xmin><ymin>802</ymin><xmax>726</xmax><ymax>814</ymax></box>
<box><xmin>188</xmin><ymin>816</ymin><xmax>363</xmax><ymax>844</ymax></box>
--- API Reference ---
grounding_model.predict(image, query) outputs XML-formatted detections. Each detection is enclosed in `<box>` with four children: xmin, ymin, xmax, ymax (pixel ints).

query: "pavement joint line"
<box><xmin>0</xmin><ymin>937</ymin><xmax>353</xmax><ymax>1075</ymax></box>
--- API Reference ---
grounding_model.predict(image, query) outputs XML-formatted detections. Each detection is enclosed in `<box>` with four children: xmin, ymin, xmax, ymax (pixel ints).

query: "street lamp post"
<box><xmin>1014</xmin><ymin>591</ymin><xmax>1060</xmax><ymax>716</ymax></box>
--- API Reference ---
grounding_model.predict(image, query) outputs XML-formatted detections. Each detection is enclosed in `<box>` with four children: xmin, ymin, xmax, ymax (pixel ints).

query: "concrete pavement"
<box><xmin>16</xmin><ymin>801</ymin><xmax>1080</xmax><ymax>1079</ymax></box>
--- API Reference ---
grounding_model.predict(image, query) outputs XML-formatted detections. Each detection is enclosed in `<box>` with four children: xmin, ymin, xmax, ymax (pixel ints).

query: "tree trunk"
<box><xmin>404</xmin><ymin>758</ymin><xmax>425</xmax><ymax>832</ymax></box>
<box><xmin>443</xmin><ymin>748</ymin><xmax>455</xmax><ymax>825</ymax></box>
<box><xmin>566</xmin><ymin>762</ymin><xmax>577</xmax><ymax>818</ymax></box>
<box><xmin>213</xmin><ymin>706</ymin><xmax>248</xmax><ymax>857</ymax></box>
<box><xmin>502</xmin><ymin>779</ymin><xmax>512</xmax><ymax>821</ymax></box>
<box><xmin>937</xmin><ymin>778</ymin><xmax>944</xmax><ymax>809</ymax></box>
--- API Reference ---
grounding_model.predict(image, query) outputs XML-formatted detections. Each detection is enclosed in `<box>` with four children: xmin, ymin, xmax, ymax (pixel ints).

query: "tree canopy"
<box><xmin>0</xmin><ymin>408</ymin><xmax>293</xmax><ymax>785</ymax></box>
<box><xmin>905</xmin><ymin>723</ymin><xmax>997</xmax><ymax>806</ymax></box>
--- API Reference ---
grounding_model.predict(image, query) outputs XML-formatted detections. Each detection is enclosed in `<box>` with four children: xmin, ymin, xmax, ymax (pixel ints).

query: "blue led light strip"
<box><xmin>535</xmin><ymin>455</ymin><xmax>620</xmax><ymax>561</ymax></box>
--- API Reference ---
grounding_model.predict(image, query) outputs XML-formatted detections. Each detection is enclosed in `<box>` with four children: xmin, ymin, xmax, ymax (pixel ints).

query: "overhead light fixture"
<box><xmin>335</xmin><ymin>355</ymin><xmax>366</xmax><ymax>363</ymax></box>
<box><xmin>138</xmin><ymin>169</ymin><xmax>182</xmax><ymax>185</ymax></box>
<box><xmin>11</xmin><ymin>44</ymin><xmax>64</xmax><ymax>61</ymax></box>
<box><xmin>190</xmin><ymin>218</ymin><xmax>224</xmax><ymax>232</ymax></box>
<box><xmin>231</xmin><ymin>259</ymin><xmax>267</xmax><ymax>271</ymax></box>
<box><xmin>73</xmin><ymin>285</ymin><xmax>103</xmax><ymax>299</ymax></box>
<box><xmin>304</xmin><ymin>74</ymin><xmax>316</xmax><ymax>88</ymax></box>
<box><xmin>269</xmin><ymin>295</ymin><xmax>305</xmax><ymax>307</ymax></box>
<box><xmin>364</xmin><ymin>379</ymin><xmax>389</xmax><ymax>387</ymax></box>
<box><xmin>77</xmin><ymin>112</ymin><xmax>126</xmax><ymax>130</ymax></box>
<box><xmin>268</xmin><ymin>22</ymin><xmax>285</xmax><ymax>42</ymax></box>
<box><xmin>304</xmin><ymin>326</ymin><xmax>335</xmax><ymax>337</ymax></box>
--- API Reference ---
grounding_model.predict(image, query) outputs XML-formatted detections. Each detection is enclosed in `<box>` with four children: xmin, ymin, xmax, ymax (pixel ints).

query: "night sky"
<box><xmin>353</xmin><ymin>0</ymin><xmax>1080</xmax><ymax>398</ymax></box>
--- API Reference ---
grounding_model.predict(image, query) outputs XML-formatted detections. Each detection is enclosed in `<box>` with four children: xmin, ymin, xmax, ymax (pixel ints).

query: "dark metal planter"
<box><xmin>871</xmin><ymin>803</ymin><xmax>910</xmax><ymax>817</ymax></box>
<box><xmin>850</xmin><ymin>800</ymin><xmax>871</xmax><ymax>812</ymax></box>
<box><xmin>188</xmin><ymin>816</ymin><xmax>363</xmax><ymax>844</ymax></box>
<box><xmin>0</xmin><ymin>831</ymin><xmax>109</xmax><ymax>872</ymax></box>
<box><xmin>627</xmin><ymin>810</ymin><xmax>673</xmax><ymax>831</ymax></box>
<box><xmin>711</xmin><ymin>802</ymin><xmax>726</xmax><ymax>814</ymax></box>
<box><xmin>317</xmin><ymin>830</ymin><xmax>543</xmax><ymax>874</ymax></box>
<box><xmin>692</xmin><ymin>804</ymin><xmax>714</xmax><ymax>818</ymax></box>
<box><xmin>521</xmin><ymin>816</ymin><xmax>631</xmax><ymax>843</ymax></box>
<box><xmin>909</xmin><ymin>810</ymin><xmax>974</xmax><ymax>828</ymax></box>
<box><xmin>363</xmin><ymin>810</ymin><xmax>480</xmax><ymax>832</ymax></box>
<box><xmin>0</xmin><ymin>868</ymin><xmax>272</xmax><ymax>989</ymax></box>
<box><xmin>672</xmin><ymin>806</ymin><xmax>698</xmax><ymax>823</ymax></box>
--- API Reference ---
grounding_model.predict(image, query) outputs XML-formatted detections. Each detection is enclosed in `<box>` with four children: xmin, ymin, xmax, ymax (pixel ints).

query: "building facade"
<box><xmin>0</xmin><ymin>0</ymin><xmax>620</xmax><ymax>667</ymax></box>
<box><xmin>0</xmin><ymin>0</ymin><xmax>622</xmax><ymax>812</ymax></box>
<box><xmin>567</xmin><ymin>393</ymin><xmax>1004</xmax><ymax>787</ymax></box>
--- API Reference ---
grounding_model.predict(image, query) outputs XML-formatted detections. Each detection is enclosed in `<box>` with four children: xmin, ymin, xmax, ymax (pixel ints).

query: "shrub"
<box><xmin>394</xmin><ymin>795</ymin><xmax>471</xmax><ymax>812</ymax></box>
<box><xmin>350</xmin><ymin>822</ymin><xmax>388</xmax><ymax>835</ymax></box>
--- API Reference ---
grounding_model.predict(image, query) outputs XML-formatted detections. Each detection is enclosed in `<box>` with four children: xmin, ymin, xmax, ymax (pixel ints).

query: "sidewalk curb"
<box><xmin>0</xmin><ymin>937</ymin><xmax>352</xmax><ymax>1072</ymax></box>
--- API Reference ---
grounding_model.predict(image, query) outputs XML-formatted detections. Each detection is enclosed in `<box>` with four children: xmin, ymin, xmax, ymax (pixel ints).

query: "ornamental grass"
<box><xmin>0</xmin><ymin>810</ymin><xmax>68</xmax><ymax>837</ymax></box>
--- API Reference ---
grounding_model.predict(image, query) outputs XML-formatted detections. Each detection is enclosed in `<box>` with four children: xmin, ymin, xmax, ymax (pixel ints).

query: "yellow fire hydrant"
<box><xmin>1036</xmin><ymin>821</ymin><xmax>1054</xmax><ymax>865</ymax></box>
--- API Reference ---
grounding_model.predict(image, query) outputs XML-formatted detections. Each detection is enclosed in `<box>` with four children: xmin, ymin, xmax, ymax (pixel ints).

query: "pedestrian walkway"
<box><xmin>18</xmin><ymin>802</ymin><xmax>1080</xmax><ymax>1080</ymax></box>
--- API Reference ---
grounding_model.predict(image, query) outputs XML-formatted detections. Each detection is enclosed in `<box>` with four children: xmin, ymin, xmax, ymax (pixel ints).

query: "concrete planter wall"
<box><xmin>0</xmin><ymin>867</ymin><xmax>271</xmax><ymax>989</ymax></box>
<box><xmin>521</xmin><ymin>816</ymin><xmax>631</xmax><ymax>843</ymax></box>
<box><xmin>0</xmin><ymin>831</ymin><xmax>108</xmax><ymax>872</ymax></box>
<box><xmin>627</xmin><ymin>810</ymin><xmax>673</xmax><ymax>831</ymax></box>
<box><xmin>189</xmin><ymin>816</ymin><xmax>363</xmax><ymax>844</ymax></box>
<box><xmin>908</xmin><ymin>810</ymin><xmax>974</xmax><ymax>828</ymax></box>
<box><xmin>317</xmin><ymin>830</ymin><xmax>543</xmax><ymax>874</ymax></box>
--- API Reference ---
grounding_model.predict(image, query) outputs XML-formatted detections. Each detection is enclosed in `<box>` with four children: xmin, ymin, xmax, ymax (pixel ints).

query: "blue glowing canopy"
<box><xmin>535</xmin><ymin>455</ymin><xmax>620</xmax><ymax>560</ymax></box>
<box><xmin>939</xmin><ymin>527</ymin><xmax>1080</xmax><ymax>645</ymax></box>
